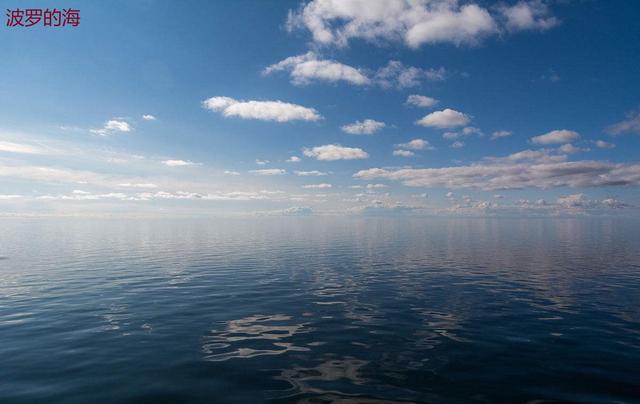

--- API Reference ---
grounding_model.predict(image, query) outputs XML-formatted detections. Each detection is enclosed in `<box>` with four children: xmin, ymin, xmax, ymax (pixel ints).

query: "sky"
<box><xmin>1</xmin><ymin>0</ymin><xmax>640</xmax><ymax>217</ymax></box>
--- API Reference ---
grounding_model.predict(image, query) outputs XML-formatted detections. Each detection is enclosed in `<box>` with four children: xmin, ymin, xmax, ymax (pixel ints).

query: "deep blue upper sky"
<box><xmin>1</xmin><ymin>0</ymin><xmax>639</xmax><ymax>215</ymax></box>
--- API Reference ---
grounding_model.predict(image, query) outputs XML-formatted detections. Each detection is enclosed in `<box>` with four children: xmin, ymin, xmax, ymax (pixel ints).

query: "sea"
<box><xmin>1</xmin><ymin>217</ymin><xmax>639</xmax><ymax>403</ymax></box>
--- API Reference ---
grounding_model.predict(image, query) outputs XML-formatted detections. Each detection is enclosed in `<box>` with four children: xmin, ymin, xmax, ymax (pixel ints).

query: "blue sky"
<box><xmin>1</xmin><ymin>0</ymin><xmax>639</xmax><ymax>216</ymax></box>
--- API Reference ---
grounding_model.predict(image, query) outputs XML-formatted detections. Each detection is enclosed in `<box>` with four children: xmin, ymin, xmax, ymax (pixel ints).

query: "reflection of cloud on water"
<box><xmin>271</xmin><ymin>356</ymin><xmax>423</xmax><ymax>403</ymax></box>
<box><xmin>202</xmin><ymin>314</ymin><xmax>310</xmax><ymax>362</ymax></box>
<box><xmin>271</xmin><ymin>357</ymin><xmax>368</xmax><ymax>399</ymax></box>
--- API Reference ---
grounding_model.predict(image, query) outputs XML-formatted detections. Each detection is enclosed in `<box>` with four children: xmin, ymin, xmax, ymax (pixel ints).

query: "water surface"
<box><xmin>1</xmin><ymin>217</ymin><xmax>639</xmax><ymax>403</ymax></box>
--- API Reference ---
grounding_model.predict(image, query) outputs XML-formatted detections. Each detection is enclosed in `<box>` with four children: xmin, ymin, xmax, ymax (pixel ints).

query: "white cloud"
<box><xmin>162</xmin><ymin>159</ymin><xmax>199</xmax><ymax>167</ymax></box>
<box><xmin>607</xmin><ymin>111</ymin><xmax>640</xmax><ymax>136</ymax></box>
<box><xmin>366</xmin><ymin>183</ymin><xmax>387</xmax><ymax>189</ymax></box>
<box><xmin>263</xmin><ymin>52</ymin><xmax>370</xmax><ymax>86</ymax></box>
<box><xmin>500</xmin><ymin>0</ymin><xmax>559</xmax><ymax>31</ymax></box>
<box><xmin>223</xmin><ymin>170</ymin><xmax>241</xmax><ymax>175</ymax></box>
<box><xmin>249</xmin><ymin>169</ymin><xmax>286</xmax><ymax>176</ymax></box>
<box><xmin>287</xmin><ymin>0</ymin><xmax>500</xmax><ymax>48</ymax></box>
<box><xmin>287</xmin><ymin>0</ymin><xmax>558</xmax><ymax>49</ymax></box>
<box><xmin>142</xmin><ymin>114</ymin><xmax>157</xmax><ymax>121</ymax></box>
<box><xmin>491</xmin><ymin>130</ymin><xmax>512</xmax><ymax>140</ymax></box>
<box><xmin>286</xmin><ymin>156</ymin><xmax>302</xmax><ymax>163</ymax></box>
<box><xmin>593</xmin><ymin>140</ymin><xmax>615</xmax><ymax>149</ymax></box>
<box><xmin>302</xmin><ymin>183</ymin><xmax>332</xmax><ymax>189</ymax></box>
<box><xmin>295</xmin><ymin>170</ymin><xmax>328</xmax><ymax>176</ymax></box>
<box><xmin>0</xmin><ymin>141</ymin><xmax>47</xmax><ymax>155</ymax></box>
<box><xmin>530</xmin><ymin>130</ymin><xmax>580</xmax><ymax>145</ymax></box>
<box><xmin>354</xmin><ymin>156</ymin><xmax>640</xmax><ymax>191</ymax></box>
<box><xmin>303</xmin><ymin>144</ymin><xmax>368</xmax><ymax>161</ymax></box>
<box><xmin>105</xmin><ymin>120</ymin><xmax>131</xmax><ymax>132</ymax></box>
<box><xmin>393</xmin><ymin>149</ymin><xmax>415</xmax><ymax>157</ymax></box>
<box><xmin>416</xmin><ymin>109</ymin><xmax>470</xmax><ymax>128</ymax></box>
<box><xmin>202</xmin><ymin>96</ymin><xmax>322</xmax><ymax>122</ymax></box>
<box><xmin>341</xmin><ymin>119</ymin><xmax>385</xmax><ymax>135</ymax></box>
<box><xmin>451</xmin><ymin>141</ymin><xmax>465</xmax><ymax>148</ymax></box>
<box><xmin>0</xmin><ymin>194</ymin><xmax>21</xmax><ymax>200</ymax></box>
<box><xmin>264</xmin><ymin>54</ymin><xmax>443</xmax><ymax>89</ymax></box>
<box><xmin>375</xmin><ymin>61</ymin><xmax>445</xmax><ymax>88</ymax></box>
<box><xmin>90</xmin><ymin>119</ymin><xmax>131</xmax><ymax>136</ymax></box>
<box><xmin>255</xmin><ymin>159</ymin><xmax>269</xmax><ymax>165</ymax></box>
<box><xmin>406</xmin><ymin>95</ymin><xmax>438</xmax><ymax>108</ymax></box>
<box><xmin>395</xmin><ymin>138</ymin><xmax>433</xmax><ymax>150</ymax></box>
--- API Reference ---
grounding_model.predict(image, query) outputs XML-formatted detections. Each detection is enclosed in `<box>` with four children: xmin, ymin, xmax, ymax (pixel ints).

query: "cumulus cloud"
<box><xmin>162</xmin><ymin>159</ymin><xmax>199</xmax><ymax>167</ymax></box>
<box><xmin>303</xmin><ymin>144</ymin><xmax>368</xmax><ymax>160</ymax></box>
<box><xmin>255</xmin><ymin>159</ymin><xmax>269</xmax><ymax>165</ymax></box>
<box><xmin>393</xmin><ymin>149</ymin><xmax>415</xmax><ymax>157</ymax></box>
<box><xmin>263</xmin><ymin>52</ymin><xmax>370</xmax><ymax>85</ymax></box>
<box><xmin>416</xmin><ymin>109</ymin><xmax>471</xmax><ymax>128</ymax></box>
<box><xmin>249</xmin><ymin>169</ymin><xmax>286</xmax><ymax>175</ymax></box>
<box><xmin>491</xmin><ymin>130</ymin><xmax>512</xmax><ymax>140</ymax></box>
<box><xmin>287</xmin><ymin>0</ymin><xmax>559</xmax><ymax>49</ymax></box>
<box><xmin>295</xmin><ymin>170</ymin><xmax>328</xmax><ymax>176</ymax></box>
<box><xmin>500</xmin><ymin>0</ymin><xmax>559</xmax><ymax>31</ymax></box>
<box><xmin>451</xmin><ymin>141</ymin><xmax>465</xmax><ymax>148</ymax></box>
<box><xmin>202</xmin><ymin>96</ymin><xmax>322</xmax><ymax>122</ymax></box>
<box><xmin>607</xmin><ymin>110</ymin><xmax>640</xmax><ymax>136</ymax></box>
<box><xmin>90</xmin><ymin>119</ymin><xmax>131</xmax><ymax>135</ymax></box>
<box><xmin>142</xmin><ymin>114</ymin><xmax>157</xmax><ymax>121</ymax></box>
<box><xmin>530</xmin><ymin>129</ymin><xmax>580</xmax><ymax>145</ymax></box>
<box><xmin>264</xmin><ymin>54</ymin><xmax>443</xmax><ymax>89</ymax></box>
<box><xmin>286</xmin><ymin>156</ymin><xmax>302</xmax><ymax>163</ymax></box>
<box><xmin>287</xmin><ymin>0</ymin><xmax>500</xmax><ymax>48</ymax></box>
<box><xmin>395</xmin><ymin>138</ymin><xmax>433</xmax><ymax>150</ymax></box>
<box><xmin>353</xmin><ymin>154</ymin><xmax>640</xmax><ymax>191</ymax></box>
<box><xmin>341</xmin><ymin>119</ymin><xmax>386</xmax><ymax>135</ymax></box>
<box><xmin>406</xmin><ymin>95</ymin><xmax>439</xmax><ymax>108</ymax></box>
<box><xmin>302</xmin><ymin>183</ymin><xmax>332</xmax><ymax>189</ymax></box>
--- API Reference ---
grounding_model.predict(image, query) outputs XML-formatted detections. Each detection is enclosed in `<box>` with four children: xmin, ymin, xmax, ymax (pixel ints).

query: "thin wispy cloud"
<box><xmin>406</xmin><ymin>95</ymin><xmax>439</xmax><ymax>108</ymax></box>
<box><xmin>162</xmin><ymin>160</ymin><xmax>200</xmax><ymax>167</ymax></box>
<box><xmin>530</xmin><ymin>130</ymin><xmax>580</xmax><ymax>145</ymax></box>
<box><xmin>341</xmin><ymin>119</ymin><xmax>385</xmax><ymax>135</ymax></box>
<box><xmin>249</xmin><ymin>169</ymin><xmax>286</xmax><ymax>175</ymax></box>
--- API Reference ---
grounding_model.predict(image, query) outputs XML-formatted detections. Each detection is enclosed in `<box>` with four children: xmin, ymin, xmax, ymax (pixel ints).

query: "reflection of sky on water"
<box><xmin>1</xmin><ymin>217</ymin><xmax>639</xmax><ymax>402</ymax></box>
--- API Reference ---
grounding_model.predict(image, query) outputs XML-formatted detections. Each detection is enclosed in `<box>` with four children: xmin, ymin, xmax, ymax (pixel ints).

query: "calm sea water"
<box><xmin>1</xmin><ymin>217</ymin><xmax>639</xmax><ymax>403</ymax></box>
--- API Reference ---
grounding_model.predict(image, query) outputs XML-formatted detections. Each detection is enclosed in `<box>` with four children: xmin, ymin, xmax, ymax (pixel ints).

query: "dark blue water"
<box><xmin>1</xmin><ymin>217</ymin><xmax>639</xmax><ymax>403</ymax></box>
